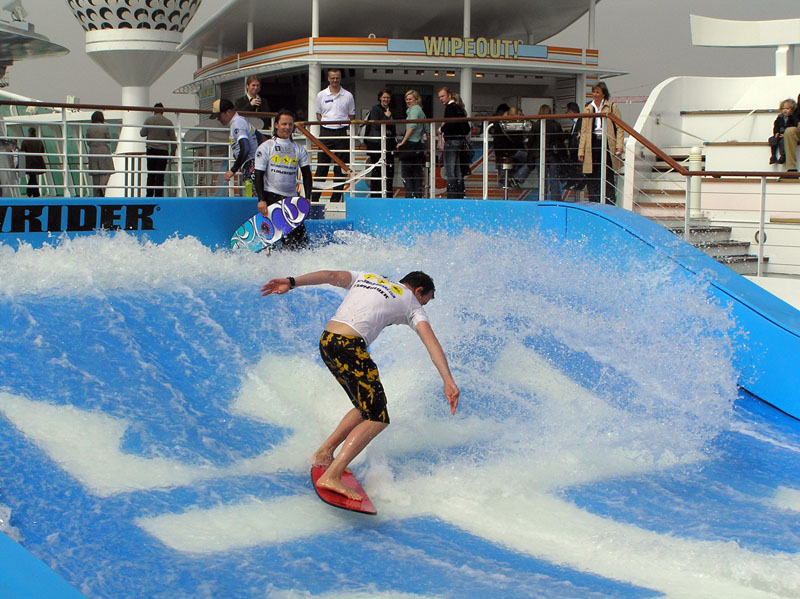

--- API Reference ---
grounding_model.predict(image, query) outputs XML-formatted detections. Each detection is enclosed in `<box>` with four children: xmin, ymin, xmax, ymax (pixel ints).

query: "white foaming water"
<box><xmin>6</xmin><ymin>230</ymin><xmax>792</xmax><ymax>599</ymax></box>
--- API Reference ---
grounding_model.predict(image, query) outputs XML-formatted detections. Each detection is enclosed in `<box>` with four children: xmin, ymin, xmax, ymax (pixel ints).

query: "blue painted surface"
<box><xmin>0</xmin><ymin>197</ymin><xmax>336</xmax><ymax>251</ymax></box>
<box><xmin>0</xmin><ymin>197</ymin><xmax>799</xmax><ymax>598</ymax></box>
<box><xmin>0</xmin><ymin>533</ymin><xmax>86</xmax><ymax>598</ymax></box>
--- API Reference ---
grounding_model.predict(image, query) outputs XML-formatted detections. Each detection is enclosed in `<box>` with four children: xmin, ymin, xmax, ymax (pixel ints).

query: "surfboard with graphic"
<box><xmin>311</xmin><ymin>466</ymin><xmax>377</xmax><ymax>515</ymax></box>
<box><xmin>230</xmin><ymin>195</ymin><xmax>310</xmax><ymax>252</ymax></box>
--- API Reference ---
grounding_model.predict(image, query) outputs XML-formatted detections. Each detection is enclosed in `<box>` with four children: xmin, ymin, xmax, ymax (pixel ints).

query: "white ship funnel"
<box><xmin>65</xmin><ymin>0</ymin><xmax>201</xmax><ymax>195</ymax></box>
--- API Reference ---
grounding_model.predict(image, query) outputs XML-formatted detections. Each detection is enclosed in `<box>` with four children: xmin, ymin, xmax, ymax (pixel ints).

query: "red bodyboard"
<box><xmin>311</xmin><ymin>466</ymin><xmax>377</xmax><ymax>515</ymax></box>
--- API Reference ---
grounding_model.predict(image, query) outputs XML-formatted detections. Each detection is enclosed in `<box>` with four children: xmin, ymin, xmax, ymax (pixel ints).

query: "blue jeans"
<box><xmin>442</xmin><ymin>138</ymin><xmax>464</xmax><ymax>197</ymax></box>
<box><xmin>544</xmin><ymin>164</ymin><xmax>561</xmax><ymax>202</ymax></box>
<box><xmin>510</xmin><ymin>150</ymin><xmax>531</xmax><ymax>184</ymax></box>
<box><xmin>400</xmin><ymin>157</ymin><xmax>424</xmax><ymax>197</ymax></box>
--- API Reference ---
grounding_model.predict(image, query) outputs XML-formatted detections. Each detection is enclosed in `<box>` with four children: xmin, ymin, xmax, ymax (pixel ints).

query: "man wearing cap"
<box><xmin>139</xmin><ymin>102</ymin><xmax>176</xmax><ymax>197</ymax></box>
<box><xmin>313</xmin><ymin>68</ymin><xmax>355</xmax><ymax>203</ymax></box>
<box><xmin>211</xmin><ymin>98</ymin><xmax>263</xmax><ymax>195</ymax></box>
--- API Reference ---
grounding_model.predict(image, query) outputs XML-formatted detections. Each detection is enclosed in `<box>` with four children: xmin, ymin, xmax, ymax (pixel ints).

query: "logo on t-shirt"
<box><xmin>363</xmin><ymin>274</ymin><xmax>404</xmax><ymax>296</ymax></box>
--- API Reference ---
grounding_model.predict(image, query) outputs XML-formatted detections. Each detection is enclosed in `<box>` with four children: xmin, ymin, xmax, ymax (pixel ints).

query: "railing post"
<box><xmin>482</xmin><ymin>122</ymin><xmax>489</xmax><ymax>199</ymax></box>
<box><xmin>684</xmin><ymin>174</ymin><xmax>692</xmax><ymax>242</ymax></box>
<box><xmin>349</xmin><ymin>122</ymin><xmax>356</xmax><ymax>198</ymax></box>
<box><xmin>688</xmin><ymin>146</ymin><xmax>703</xmax><ymax>218</ymax></box>
<box><xmin>757</xmin><ymin>176</ymin><xmax>766</xmax><ymax>277</ymax></box>
<box><xmin>379</xmin><ymin>123</ymin><xmax>386</xmax><ymax>198</ymax></box>
<box><xmin>177</xmin><ymin>114</ymin><xmax>185</xmax><ymax>197</ymax></box>
<box><xmin>428</xmin><ymin>124</ymin><xmax>436</xmax><ymax>198</ymax></box>
<box><xmin>538</xmin><ymin>119</ymin><xmax>545</xmax><ymax>201</ymax></box>
<box><xmin>77</xmin><ymin>122</ymin><xmax>85</xmax><ymax>197</ymax></box>
<box><xmin>61</xmin><ymin>107</ymin><xmax>69</xmax><ymax>197</ymax></box>
<box><xmin>600</xmin><ymin>119</ymin><xmax>607</xmax><ymax>204</ymax></box>
<box><xmin>226</xmin><ymin>141</ymin><xmax>234</xmax><ymax>197</ymax></box>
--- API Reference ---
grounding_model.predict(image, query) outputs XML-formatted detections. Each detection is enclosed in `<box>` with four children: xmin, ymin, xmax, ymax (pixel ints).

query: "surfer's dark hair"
<box><xmin>400</xmin><ymin>271</ymin><xmax>435</xmax><ymax>295</ymax></box>
<box><xmin>273</xmin><ymin>109</ymin><xmax>296</xmax><ymax>139</ymax></box>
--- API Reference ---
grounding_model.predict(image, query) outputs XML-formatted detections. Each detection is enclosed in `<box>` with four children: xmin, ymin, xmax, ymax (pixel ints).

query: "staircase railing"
<box><xmin>612</xmin><ymin>113</ymin><xmax>800</xmax><ymax>277</ymax></box>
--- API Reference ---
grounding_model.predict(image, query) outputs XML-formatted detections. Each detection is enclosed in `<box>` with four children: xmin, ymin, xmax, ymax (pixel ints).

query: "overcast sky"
<box><xmin>6</xmin><ymin>0</ymin><xmax>798</xmax><ymax>114</ymax></box>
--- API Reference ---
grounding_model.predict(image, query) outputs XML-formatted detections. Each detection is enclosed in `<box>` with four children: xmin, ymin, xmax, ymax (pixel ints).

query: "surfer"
<box><xmin>253</xmin><ymin>109</ymin><xmax>312</xmax><ymax>249</ymax></box>
<box><xmin>261</xmin><ymin>270</ymin><xmax>460</xmax><ymax>501</ymax></box>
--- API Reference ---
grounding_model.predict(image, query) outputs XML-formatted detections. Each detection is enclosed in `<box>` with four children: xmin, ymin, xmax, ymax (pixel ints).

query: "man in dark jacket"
<box><xmin>438</xmin><ymin>87</ymin><xmax>471</xmax><ymax>198</ymax></box>
<box><xmin>234</xmin><ymin>76</ymin><xmax>270</xmax><ymax>129</ymax></box>
<box><xmin>20</xmin><ymin>128</ymin><xmax>46</xmax><ymax>198</ymax></box>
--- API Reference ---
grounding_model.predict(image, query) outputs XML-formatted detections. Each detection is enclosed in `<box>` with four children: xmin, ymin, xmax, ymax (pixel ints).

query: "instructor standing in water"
<box><xmin>261</xmin><ymin>270</ymin><xmax>460</xmax><ymax>500</ymax></box>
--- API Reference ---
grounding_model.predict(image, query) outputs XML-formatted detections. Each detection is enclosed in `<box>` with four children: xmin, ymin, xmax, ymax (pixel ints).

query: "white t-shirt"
<box><xmin>314</xmin><ymin>87</ymin><xmax>355</xmax><ymax>129</ymax></box>
<box><xmin>330</xmin><ymin>272</ymin><xmax>430</xmax><ymax>346</ymax></box>
<box><xmin>253</xmin><ymin>136</ymin><xmax>311</xmax><ymax>197</ymax></box>
<box><xmin>228</xmin><ymin>113</ymin><xmax>259</xmax><ymax>162</ymax></box>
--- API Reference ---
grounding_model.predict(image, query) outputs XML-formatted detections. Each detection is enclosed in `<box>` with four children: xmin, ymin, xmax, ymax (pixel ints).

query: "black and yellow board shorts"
<box><xmin>319</xmin><ymin>331</ymin><xmax>389</xmax><ymax>423</ymax></box>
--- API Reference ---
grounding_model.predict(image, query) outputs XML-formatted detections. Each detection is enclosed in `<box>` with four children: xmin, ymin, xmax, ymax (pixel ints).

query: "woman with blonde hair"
<box><xmin>396</xmin><ymin>89</ymin><xmax>428</xmax><ymax>197</ymax></box>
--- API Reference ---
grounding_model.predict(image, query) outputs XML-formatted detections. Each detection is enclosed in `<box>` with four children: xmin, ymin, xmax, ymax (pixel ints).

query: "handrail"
<box><xmin>2</xmin><ymin>97</ymin><xmax>799</xmax><ymax>206</ymax></box>
<box><xmin>2</xmin><ymin>97</ymin><xmax>795</xmax><ymax>181</ymax></box>
<box><xmin>607</xmin><ymin>113</ymin><xmax>800</xmax><ymax>179</ymax></box>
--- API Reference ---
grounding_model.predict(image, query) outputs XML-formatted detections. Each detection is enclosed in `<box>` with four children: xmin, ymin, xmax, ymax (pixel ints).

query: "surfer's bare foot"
<box><xmin>316</xmin><ymin>472</ymin><xmax>362</xmax><ymax>501</ymax></box>
<box><xmin>312</xmin><ymin>448</ymin><xmax>334</xmax><ymax>468</ymax></box>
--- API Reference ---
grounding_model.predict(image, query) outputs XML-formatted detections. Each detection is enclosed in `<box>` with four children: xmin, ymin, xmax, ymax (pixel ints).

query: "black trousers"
<box><xmin>365</xmin><ymin>140</ymin><xmax>395</xmax><ymax>197</ymax></box>
<box><xmin>585</xmin><ymin>134</ymin><xmax>616</xmax><ymax>205</ymax></box>
<box><xmin>25</xmin><ymin>172</ymin><xmax>40</xmax><ymax>197</ymax></box>
<box><xmin>263</xmin><ymin>191</ymin><xmax>308</xmax><ymax>250</ymax></box>
<box><xmin>145</xmin><ymin>147</ymin><xmax>169</xmax><ymax>198</ymax></box>
<box><xmin>313</xmin><ymin>127</ymin><xmax>348</xmax><ymax>203</ymax></box>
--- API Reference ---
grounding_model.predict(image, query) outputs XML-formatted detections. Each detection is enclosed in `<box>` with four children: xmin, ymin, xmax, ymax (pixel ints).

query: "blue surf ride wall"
<box><xmin>347</xmin><ymin>197</ymin><xmax>800</xmax><ymax>417</ymax></box>
<box><xmin>4</xmin><ymin>194</ymin><xmax>799</xmax><ymax>416</ymax></box>
<box><xmin>1</xmin><ymin>195</ymin><xmax>799</xmax><ymax>599</ymax></box>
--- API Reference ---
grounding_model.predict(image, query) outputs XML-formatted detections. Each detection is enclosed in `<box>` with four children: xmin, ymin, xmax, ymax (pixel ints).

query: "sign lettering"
<box><xmin>0</xmin><ymin>204</ymin><xmax>158</xmax><ymax>234</ymax></box>
<box><xmin>423</xmin><ymin>36</ymin><xmax>521</xmax><ymax>59</ymax></box>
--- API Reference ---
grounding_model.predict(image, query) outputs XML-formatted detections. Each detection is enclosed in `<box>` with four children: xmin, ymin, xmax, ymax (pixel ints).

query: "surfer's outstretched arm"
<box><xmin>415</xmin><ymin>321</ymin><xmax>459</xmax><ymax>415</ymax></box>
<box><xmin>260</xmin><ymin>270</ymin><xmax>352</xmax><ymax>296</ymax></box>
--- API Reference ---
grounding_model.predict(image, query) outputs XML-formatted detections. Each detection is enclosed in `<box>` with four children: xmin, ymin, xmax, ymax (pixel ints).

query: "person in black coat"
<box><xmin>20</xmin><ymin>128</ymin><xmax>46</xmax><ymax>198</ymax></box>
<box><xmin>437</xmin><ymin>86</ymin><xmax>471</xmax><ymax>198</ymax></box>
<box><xmin>234</xmin><ymin>76</ymin><xmax>270</xmax><ymax>128</ymax></box>
<box><xmin>363</xmin><ymin>89</ymin><xmax>397</xmax><ymax>197</ymax></box>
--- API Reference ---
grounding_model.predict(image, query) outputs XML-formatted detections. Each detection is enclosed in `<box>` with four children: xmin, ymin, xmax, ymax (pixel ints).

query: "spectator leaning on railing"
<box><xmin>234</xmin><ymin>75</ymin><xmax>270</xmax><ymax>129</ymax></box>
<box><xmin>438</xmin><ymin>86</ymin><xmax>470</xmax><ymax>198</ymax></box>
<box><xmin>19</xmin><ymin>127</ymin><xmax>45</xmax><ymax>198</ymax></box>
<box><xmin>363</xmin><ymin>89</ymin><xmax>397</xmax><ymax>198</ymax></box>
<box><xmin>577</xmin><ymin>82</ymin><xmax>623</xmax><ymax>204</ymax></box>
<box><xmin>86</xmin><ymin>111</ymin><xmax>114</xmax><ymax>197</ymax></box>
<box><xmin>396</xmin><ymin>89</ymin><xmax>428</xmax><ymax>198</ymax></box>
<box><xmin>313</xmin><ymin>68</ymin><xmax>355</xmax><ymax>203</ymax></box>
<box><xmin>140</xmin><ymin>103</ymin><xmax>176</xmax><ymax>198</ymax></box>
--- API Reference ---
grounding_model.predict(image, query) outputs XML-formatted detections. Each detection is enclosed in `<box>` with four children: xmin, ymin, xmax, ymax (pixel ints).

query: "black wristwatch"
<box><xmin>287</xmin><ymin>276</ymin><xmax>296</xmax><ymax>289</ymax></box>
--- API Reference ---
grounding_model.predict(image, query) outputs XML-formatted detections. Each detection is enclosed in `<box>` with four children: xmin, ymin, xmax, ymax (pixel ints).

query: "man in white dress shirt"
<box><xmin>313</xmin><ymin>68</ymin><xmax>355</xmax><ymax>203</ymax></box>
